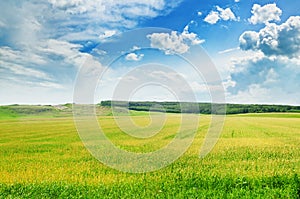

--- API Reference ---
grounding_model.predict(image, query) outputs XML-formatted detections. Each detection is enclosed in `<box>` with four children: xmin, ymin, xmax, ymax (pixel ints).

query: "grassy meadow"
<box><xmin>0</xmin><ymin>105</ymin><xmax>300</xmax><ymax>198</ymax></box>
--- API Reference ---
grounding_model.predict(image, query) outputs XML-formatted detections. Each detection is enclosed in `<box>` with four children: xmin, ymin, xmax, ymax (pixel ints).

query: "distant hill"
<box><xmin>0</xmin><ymin>104</ymin><xmax>71</xmax><ymax>119</ymax></box>
<box><xmin>100</xmin><ymin>101</ymin><xmax>300</xmax><ymax>115</ymax></box>
<box><xmin>1</xmin><ymin>101</ymin><xmax>300</xmax><ymax>119</ymax></box>
<box><xmin>0</xmin><ymin>104</ymin><xmax>112</xmax><ymax>119</ymax></box>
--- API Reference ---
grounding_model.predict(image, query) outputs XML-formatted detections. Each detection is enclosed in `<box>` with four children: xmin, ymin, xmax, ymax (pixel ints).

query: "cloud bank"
<box><xmin>240</xmin><ymin>16</ymin><xmax>300</xmax><ymax>58</ymax></box>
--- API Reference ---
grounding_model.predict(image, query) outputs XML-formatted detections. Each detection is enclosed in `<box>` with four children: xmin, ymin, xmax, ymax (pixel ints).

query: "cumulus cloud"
<box><xmin>204</xmin><ymin>6</ymin><xmax>238</xmax><ymax>24</ymax></box>
<box><xmin>248</xmin><ymin>3</ymin><xmax>282</xmax><ymax>25</ymax></box>
<box><xmin>240</xmin><ymin>16</ymin><xmax>300</xmax><ymax>58</ymax></box>
<box><xmin>125</xmin><ymin>53</ymin><xmax>144</xmax><ymax>61</ymax></box>
<box><xmin>217</xmin><ymin>6</ymin><xmax>237</xmax><ymax>21</ymax></box>
<box><xmin>204</xmin><ymin>11</ymin><xmax>220</xmax><ymax>24</ymax></box>
<box><xmin>182</xmin><ymin>25</ymin><xmax>204</xmax><ymax>45</ymax></box>
<box><xmin>147</xmin><ymin>25</ymin><xmax>204</xmax><ymax>55</ymax></box>
<box><xmin>239</xmin><ymin>31</ymin><xmax>259</xmax><ymax>51</ymax></box>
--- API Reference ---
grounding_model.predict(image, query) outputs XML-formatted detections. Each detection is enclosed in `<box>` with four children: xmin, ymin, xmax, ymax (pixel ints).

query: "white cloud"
<box><xmin>264</xmin><ymin>68</ymin><xmax>278</xmax><ymax>84</ymax></box>
<box><xmin>91</xmin><ymin>48</ymin><xmax>107</xmax><ymax>56</ymax></box>
<box><xmin>240</xmin><ymin>16</ymin><xmax>300</xmax><ymax>58</ymax></box>
<box><xmin>226</xmin><ymin>49</ymin><xmax>300</xmax><ymax>105</ymax></box>
<box><xmin>48</xmin><ymin>0</ymin><xmax>144</xmax><ymax>16</ymax></box>
<box><xmin>1</xmin><ymin>1</ymin><xmax>184</xmax><ymax>48</ymax></box>
<box><xmin>0</xmin><ymin>2</ymin><xmax>47</xmax><ymax>48</ymax></box>
<box><xmin>0</xmin><ymin>38</ymin><xmax>89</xmax><ymax>91</ymax></box>
<box><xmin>235</xmin><ymin>0</ymin><xmax>240</xmax><ymax>2</ymax></box>
<box><xmin>248</xmin><ymin>3</ymin><xmax>282</xmax><ymax>25</ymax></box>
<box><xmin>223</xmin><ymin>78</ymin><xmax>236</xmax><ymax>89</ymax></box>
<box><xmin>218</xmin><ymin>47</ymin><xmax>239</xmax><ymax>54</ymax></box>
<box><xmin>48</xmin><ymin>0</ymin><xmax>84</xmax><ymax>10</ymax></box>
<box><xmin>99</xmin><ymin>30</ymin><xmax>117</xmax><ymax>40</ymax></box>
<box><xmin>227</xmin><ymin>84</ymin><xmax>273</xmax><ymax>104</ymax></box>
<box><xmin>0</xmin><ymin>0</ymin><xmax>186</xmax><ymax>104</ymax></box>
<box><xmin>204</xmin><ymin>6</ymin><xmax>238</xmax><ymax>24</ymax></box>
<box><xmin>0</xmin><ymin>46</ymin><xmax>65</xmax><ymax>91</ymax></box>
<box><xmin>228</xmin><ymin>51</ymin><xmax>265</xmax><ymax>74</ymax></box>
<box><xmin>190</xmin><ymin>81</ymin><xmax>224</xmax><ymax>94</ymax></box>
<box><xmin>239</xmin><ymin>31</ymin><xmax>259</xmax><ymax>51</ymax></box>
<box><xmin>38</xmin><ymin>39</ymin><xmax>80</xmax><ymax>56</ymax></box>
<box><xmin>147</xmin><ymin>25</ymin><xmax>204</xmax><ymax>55</ymax></box>
<box><xmin>131</xmin><ymin>46</ymin><xmax>141</xmax><ymax>51</ymax></box>
<box><xmin>46</xmin><ymin>0</ymin><xmax>182</xmax><ymax>31</ymax></box>
<box><xmin>48</xmin><ymin>0</ymin><xmax>168</xmax><ymax>16</ymax></box>
<box><xmin>0</xmin><ymin>46</ymin><xmax>46</xmax><ymax>65</ymax></box>
<box><xmin>148</xmin><ymin>31</ymin><xmax>187</xmax><ymax>54</ymax></box>
<box><xmin>37</xmin><ymin>82</ymin><xmax>64</xmax><ymax>89</ymax></box>
<box><xmin>125</xmin><ymin>53</ymin><xmax>144</xmax><ymax>61</ymax></box>
<box><xmin>0</xmin><ymin>60</ymin><xmax>52</xmax><ymax>81</ymax></box>
<box><xmin>182</xmin><ymin>25</ymin><xmax>204</xmax><ymax>45</ymax></box>
<box><xmin>216</xmin><ymin>6</ymin><xmax>238</xmax><ymax>21</ymax></box>
<box><xmin>227</xmin><ymin>80</ymin><xmax>300</xmax><ymax>105</ymax></box>
<box><xmin>37</xmin><ymin>39</ymin><xmax>88</xmax><ymax>66</ymax></box>
<box><xmin>0</xmin><ymin>77</ymin><xmax>71</xmax><ymax>105</ymax></box>
<box><xmin>197</xmin><ymin>11</ymin><xmax>202</xmax><ymax>16</ymax></box>
<box><xmin>204</xmin><ymin>11</ymin><xmax>220</xmax><ymax>24</ymax></box>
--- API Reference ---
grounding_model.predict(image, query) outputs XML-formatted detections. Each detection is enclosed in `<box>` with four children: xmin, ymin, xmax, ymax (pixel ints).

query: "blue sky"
<box><xmin>0</xmin><ymin>0</ymin><xmax>300</xmax><ymax>105</ymax></box>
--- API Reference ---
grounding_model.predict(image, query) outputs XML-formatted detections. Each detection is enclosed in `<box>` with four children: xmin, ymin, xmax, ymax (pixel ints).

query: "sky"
<box><xmin>0</xmin><ymin>0</ymin><xmax>300</xmax><ymax>105</ymax></box>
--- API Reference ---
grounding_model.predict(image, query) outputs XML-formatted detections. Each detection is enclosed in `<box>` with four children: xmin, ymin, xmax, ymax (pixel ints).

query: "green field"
<box><xmin>0</xmin><ymin>107</ymin><xmax>300</xmax><ymax>198</ymax></box>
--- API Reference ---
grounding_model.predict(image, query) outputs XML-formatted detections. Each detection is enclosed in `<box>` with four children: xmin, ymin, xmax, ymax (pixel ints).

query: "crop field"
<box><xmin>0</xmin><ymin>109</ymin><xmax>300</xmax><ymax>198</ymax></box>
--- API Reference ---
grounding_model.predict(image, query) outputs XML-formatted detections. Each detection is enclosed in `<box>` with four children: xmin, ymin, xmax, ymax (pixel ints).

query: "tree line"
<box><xmin>100</xmin><ymin>101</ymin><xmax>300</xmax><ymax>115</ymax></box>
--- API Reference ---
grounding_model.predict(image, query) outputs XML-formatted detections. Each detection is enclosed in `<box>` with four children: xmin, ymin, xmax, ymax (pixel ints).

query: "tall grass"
<box><xmin>0</xmin><ymin>113</ymin><xmax>299</xmax><ymax>198</ymax></box>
